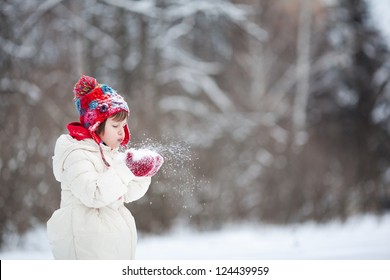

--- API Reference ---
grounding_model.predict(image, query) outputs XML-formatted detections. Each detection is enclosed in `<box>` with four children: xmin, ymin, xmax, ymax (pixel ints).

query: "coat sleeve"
<box><xmin>124</xmin><ymin>177</ymin><xmax>151</xmax><ymax>203</ymax></box>
<box><xmin>62</xmin><ymin>150</ymin><xmax>128</xmax><ymax>208</ymax></box>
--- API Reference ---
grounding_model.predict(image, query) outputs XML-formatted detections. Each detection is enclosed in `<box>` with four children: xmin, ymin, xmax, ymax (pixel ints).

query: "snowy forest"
<box><xmin>1</xmin><ymin>0</ymin><xmax>390</xmax><ymax>248</ymax></box>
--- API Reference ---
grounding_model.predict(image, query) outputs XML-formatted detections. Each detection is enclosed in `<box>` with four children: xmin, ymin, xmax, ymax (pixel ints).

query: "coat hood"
<box><xmin>53</xmin><ymin>134</ymin><xmax>112</xmax><ymax>182</ymax></box>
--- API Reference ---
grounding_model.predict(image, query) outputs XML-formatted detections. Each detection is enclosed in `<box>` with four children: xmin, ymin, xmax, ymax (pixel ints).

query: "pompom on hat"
<box><xmin>68</xmin><ymin>75</ymin><xmax>131</xmax><ymax>166</ymax></box>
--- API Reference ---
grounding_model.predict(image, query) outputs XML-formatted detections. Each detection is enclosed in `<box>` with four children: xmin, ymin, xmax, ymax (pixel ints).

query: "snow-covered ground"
<box><xmin>1</xmin><ymin>213</ymin><xmax>389</xmax><ymax>260</ymax></box>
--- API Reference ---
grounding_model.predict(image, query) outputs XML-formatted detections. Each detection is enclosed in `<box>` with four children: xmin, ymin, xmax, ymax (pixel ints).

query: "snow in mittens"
<box><xmin>125</xmin><ymin>148</ymin><xmax>164</xmax><ymax>177</ymax></box>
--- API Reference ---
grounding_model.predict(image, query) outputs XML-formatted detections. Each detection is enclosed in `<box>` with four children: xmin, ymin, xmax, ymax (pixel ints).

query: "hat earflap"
<box><xmin>121</xmin><ymin>124</ymin><xmax>131</xmax><ymax>146</ymax></box>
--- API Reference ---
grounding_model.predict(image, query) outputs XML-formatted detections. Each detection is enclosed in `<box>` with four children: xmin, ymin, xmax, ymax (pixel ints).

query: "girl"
<box><xmin>47</xmin><ymin>75</ymin><xmax>162</xmax><ymax>259</ymax></box>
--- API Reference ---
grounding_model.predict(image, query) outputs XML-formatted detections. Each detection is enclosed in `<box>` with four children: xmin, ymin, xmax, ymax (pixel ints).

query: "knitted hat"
<box><xmin>73</xmin><ymin>75</ymin><xmax>131</xmax><ymax>147</ymax></box>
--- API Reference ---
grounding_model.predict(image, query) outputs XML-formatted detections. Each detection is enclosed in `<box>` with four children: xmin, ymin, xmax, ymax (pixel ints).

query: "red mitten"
<box><xmin>125</xmin><ymin>148</ymin><xmax>164</xmax><ymax>177</ymax></box>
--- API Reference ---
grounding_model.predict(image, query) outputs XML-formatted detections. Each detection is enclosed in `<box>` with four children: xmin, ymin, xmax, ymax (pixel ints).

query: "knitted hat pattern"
<box><xmin>73</xmin><ymin>75</ymin><xmax>130</xmax><ymax>146</ymax></box>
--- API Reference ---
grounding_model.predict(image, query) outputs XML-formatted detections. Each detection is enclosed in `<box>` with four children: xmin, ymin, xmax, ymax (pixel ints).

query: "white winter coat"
<box><xmin>47</xmin><ymin>135</ymin><xmax>151</xmax><ymax>260</ymax></box>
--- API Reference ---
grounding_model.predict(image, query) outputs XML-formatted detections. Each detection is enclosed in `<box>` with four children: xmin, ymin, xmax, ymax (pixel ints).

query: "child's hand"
<box><xmin>125</xmin><ymin>148</ymin><xmax>164</xmax><ymax>177</ymax></box>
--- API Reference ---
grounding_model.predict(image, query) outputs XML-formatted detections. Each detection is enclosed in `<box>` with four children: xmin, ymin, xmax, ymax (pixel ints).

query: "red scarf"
<box><xmin>67</xmin><ymin>122</ymin><xmax>92</xmax><ymax>140</ymax></box>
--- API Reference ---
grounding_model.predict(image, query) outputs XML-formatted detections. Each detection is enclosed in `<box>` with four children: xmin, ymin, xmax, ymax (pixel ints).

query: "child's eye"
<box><xmin>112</xmin><ymin>125</ymin><xmax>118</xmax><ymax>128</ymax></box>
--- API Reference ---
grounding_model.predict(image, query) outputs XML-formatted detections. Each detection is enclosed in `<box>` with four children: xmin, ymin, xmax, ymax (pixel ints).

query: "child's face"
<box><xmin>99</xmin><ymin>116</ymin><xmax>128</xmax><ymax>149</ymax></box>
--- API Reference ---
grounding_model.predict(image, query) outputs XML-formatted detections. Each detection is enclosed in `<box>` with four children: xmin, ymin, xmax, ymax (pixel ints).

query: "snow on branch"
<box><xmin>0</xmin><ymin>78</ymin><xmax>69</xmax><ymax>127</ymax></box>
<box><xmin>100</xmin><ymin>0</ymin><xmax>160</xmax><ymax>18</ymax></box>
<box><xmin>0</xmin><ymin>36</ymin><xmax>36</xmax><ymax>59</ymax></box>
<box><xmin>153</xmin><ymin>19</ymin><xmax>195</xmax><ymax>49</ymax></box>
<box><xmin>0</xmin><ymin>78</ymin><xmax>42</xmax><ymax>103</ymax></box>
<box><xmin>55</xmin><ymin>4</ymin><xmax>121</xmax><ymax>50</ymax></box>
<box><xmin>197</xmin><ymin>75</ymin><xmax>234</xmax><ymax>112</ymax></box>
<box><xmin>161</xmin><ymin>46</ymin><xmax>222</xmax><ymax>75</ymax></box>
<box><xmin>164</xmin><ymin>0</ymin><xmax>267</xmax><ymax>42</ymax></box>
<box><xmin>19</xmin><ymin>0</ymin><xmax>65</xmax><ymax>38</ymax></box>
<box><xmin>157</xmin><ymin>63</ymin><xmax>234</xmax><ymax>112</ymax></box>
<box><xmin>159</xmin><ymin>96</ymin><xmax>209</xmax><ymax>117</ymax></box>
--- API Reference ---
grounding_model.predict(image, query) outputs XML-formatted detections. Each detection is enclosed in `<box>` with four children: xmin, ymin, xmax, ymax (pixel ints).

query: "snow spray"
<box><xmin>127</xmin><ymin>136</ymin><xmax>203</xmax><ymax>199</ymax></box>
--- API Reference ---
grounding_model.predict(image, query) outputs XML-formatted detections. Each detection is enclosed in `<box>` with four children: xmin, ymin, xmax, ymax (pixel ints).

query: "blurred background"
<box><xmin>1</xmin><ymin>0</ymin><xmax>390</xmax><ymax>250</ymax></box>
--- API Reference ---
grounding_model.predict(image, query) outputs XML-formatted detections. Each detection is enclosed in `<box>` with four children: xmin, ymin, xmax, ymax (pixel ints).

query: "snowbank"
<box><xmin>1</xmin><ymin>213</ymin><xmax>389</xmax><ymax>260</ymax></box>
